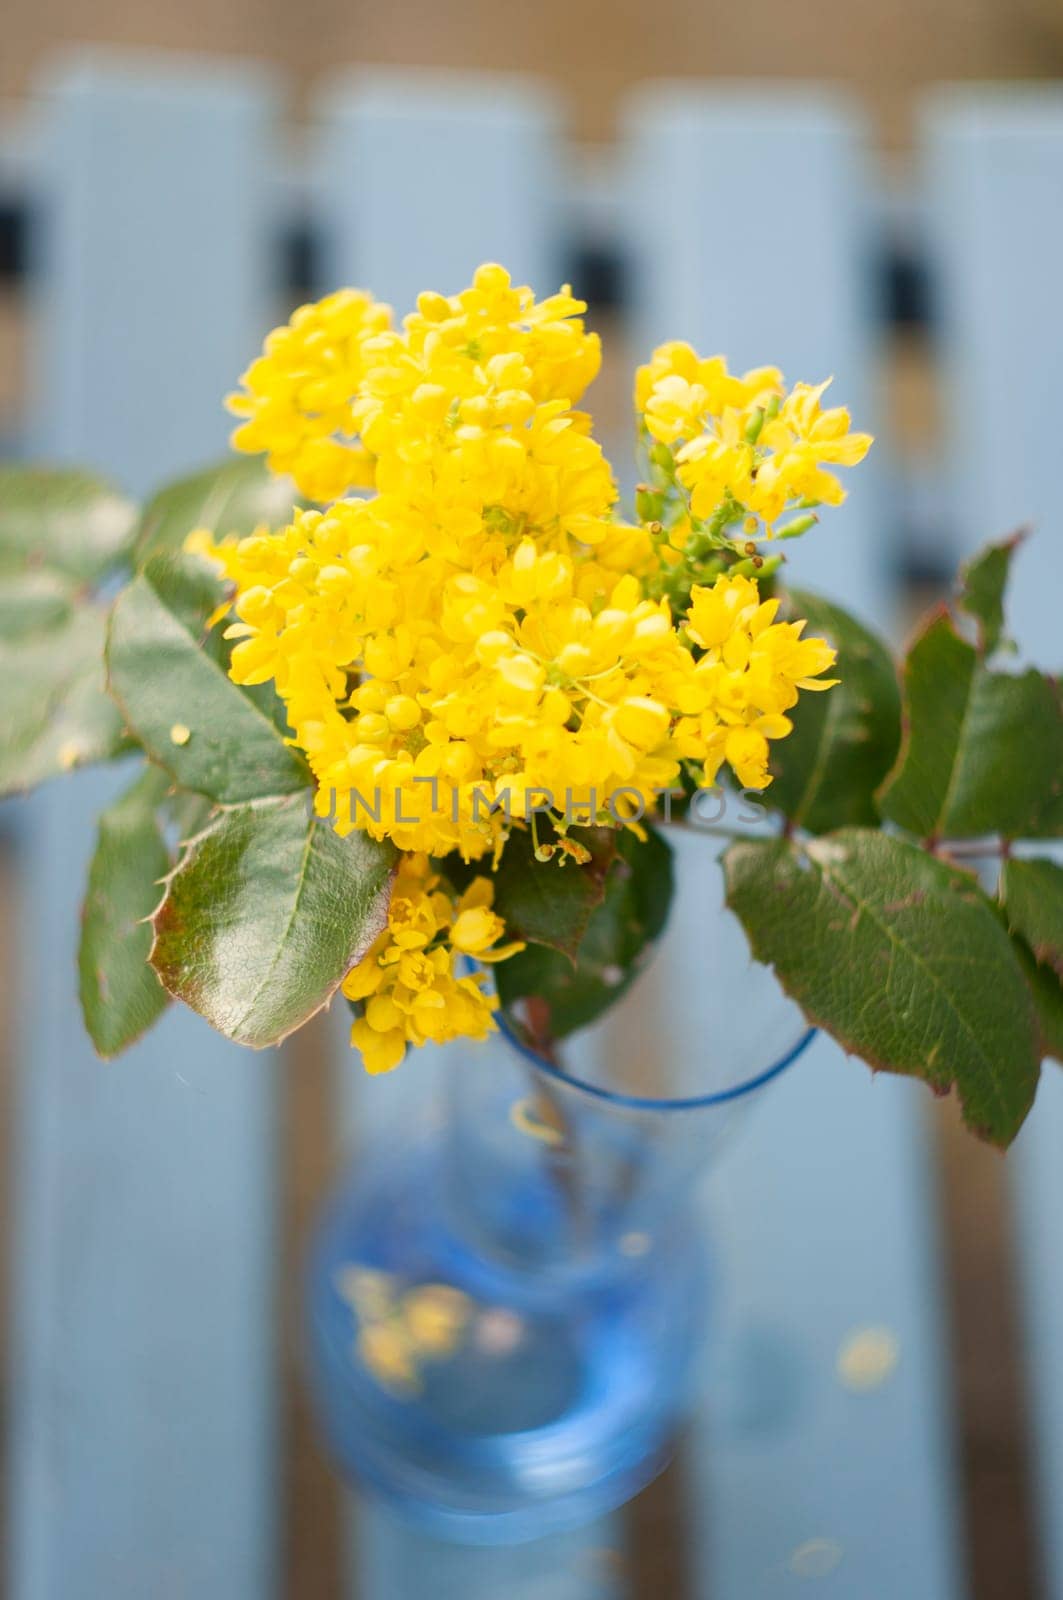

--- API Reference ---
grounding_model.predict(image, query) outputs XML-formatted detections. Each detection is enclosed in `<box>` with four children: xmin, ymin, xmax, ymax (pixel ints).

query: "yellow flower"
<box><xmin>670</xmin><ymin>575</ymin><xmax>837</xmax><ymax>788</ymax></box>
<box><xmin>752</xmin><ymin>380</ymin><xmax>873</xmax><ymax>522</ymax></box>
<box><xmin>636</xmin><ymin>343</ymin><xmax>870</xmax><ymax>537</ymax></box>
<box><xmin>449</xmin><ymin>878</ymin><xmax>525</xmax><ymax>961</ymax></box>
<box><xmin>341</xmin><ymin>854</ymin><xmax>524</xmax><ymax>1073</ymax></box>
<box><xmin>685</xmin><ymin>572</ymin><xmax>766</xmax><ymax>650</ymax></box>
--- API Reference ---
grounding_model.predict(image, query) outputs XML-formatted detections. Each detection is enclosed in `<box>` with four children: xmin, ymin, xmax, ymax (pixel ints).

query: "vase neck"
<box><xmin>434</xmin><ymin>1038</ymin><xmax>723</xmax><ymax>1276</ymax></box>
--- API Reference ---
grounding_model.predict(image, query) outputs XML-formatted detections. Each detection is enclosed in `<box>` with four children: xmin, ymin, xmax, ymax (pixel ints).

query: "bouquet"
<box><xmin>2</xmin><ymin>263</ymin><xmax>1059</xmax><ymax>1147</ymax></box>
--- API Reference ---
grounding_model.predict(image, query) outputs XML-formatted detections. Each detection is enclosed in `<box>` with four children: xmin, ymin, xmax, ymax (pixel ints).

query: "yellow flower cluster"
<box><xmin>335</xmin><ymin>1265</ymin><xmax>471</xmax><ymax>1397</ymax></box>
<box><xmin>342</xmin><ymin>853</ymin><xmax>523</xmax><ymax>1075</ymax></box>
<box><xmin>196</xmin><ymin>265</ymin><xmax>869</xmax><ymax>1069</ymax></box>
<box><xmin>228</xmin><ymin>288</ymin><xmax>393</xmax><ymax>502</ymax></box>
<box><xmin>202</xmin><ymin>508</ymin><xmax>836</xmax><ymax>853</ymax></box>
<box><xmin>636</xmin><ymin>341</ymin><xmax>872</xmax><ymax>538</ymax></box>
<box><xmin>200</xmin><ymin>266</ymin><xmax>847</xmax><ymax>866</ymax></box>
<box><xmin>675</xmin><ymin>574</ymin><xmax>837</xmax><ymax>788</ymax></box>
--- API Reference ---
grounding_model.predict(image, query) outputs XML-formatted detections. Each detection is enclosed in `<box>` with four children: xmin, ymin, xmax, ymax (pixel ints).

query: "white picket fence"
<box><xmin>1</xmin><ymin>48</ymin><xmax>1061</xmax><ymax>1600</ymax></box>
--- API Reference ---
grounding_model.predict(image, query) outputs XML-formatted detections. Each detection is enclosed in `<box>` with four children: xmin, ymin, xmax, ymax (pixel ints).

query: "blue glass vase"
<box><xmin>306</xmin><ymin>832</ymin><xmax>814</xmax><ymax>1544</ymax></box>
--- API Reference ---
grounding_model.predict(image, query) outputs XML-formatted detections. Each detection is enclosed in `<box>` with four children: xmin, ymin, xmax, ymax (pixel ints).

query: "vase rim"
<box><xmin>495</xmin><ymin>1007</ymin><xmax>817</xmax><ymax>1113</ymax></box>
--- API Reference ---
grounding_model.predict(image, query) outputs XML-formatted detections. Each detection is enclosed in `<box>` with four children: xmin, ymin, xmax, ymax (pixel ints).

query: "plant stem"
<box><xmin>662</xmin><ymin>815</ymin><xmax>755</xmax><ymax>842</ymax></box>
<box><xmin>932</xmin><ymin>838</ymin><xmax>1012</xmax><ymax>861</ymax></box>
<box><xmin>520</xmin><ymin>1059</ymin><xmax>592</xmax><ymax>1253</ymax></box>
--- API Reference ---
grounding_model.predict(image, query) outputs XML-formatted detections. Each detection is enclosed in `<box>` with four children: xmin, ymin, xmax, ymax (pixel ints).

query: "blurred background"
<box><xmin>2</xmin><ymin>0</ymin><xmax>1063</xmax><ymax>142</ymax></box>
<box><xmin>1</xmin><ymin>0</ymin><xmax>1062</xmax><ymax>458</ymax></box>
<box><xmin>2</xmin><ymin>3</ymin><xmax>1063</xmax><ymax>1598</ymax></box>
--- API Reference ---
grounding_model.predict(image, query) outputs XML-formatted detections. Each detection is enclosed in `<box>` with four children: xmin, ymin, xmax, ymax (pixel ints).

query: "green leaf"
<box><xmin>151</xmin><ymin>795</ymin><xmax>396</xmax><ymax>1047</ymax></box>
<box><xmin>1001</xmin><ymin>857</ymin><xmax>1063</xmax><ymax>979</ymax></box>
<box><xmin>0</xmin><ymin>569</ymin><xmax>79</xmax><ymax>638</ymax></box>
<box><xmin>106</xmin><ymin>570</ymin><xmax>310</xmax><ymax>802</ymax></box>
<box><xmin>161</xmin><ymin>786</ymin><xmax>218</xmax><ymax>843</ymax></box>
<box><xmin>140</xmin><ymin>550</ymin><xmax>293</xmax><ymax>737</ymax></box>
<box><xmin>139</xmin><ymin>550</ymin><xmax>229</xmax><ymax>642</ymax></box>
<box><xmin>877</xmin><ymin>610</ymin><xmax>1063</xmax><ymax>840</ymax></box>
<box><xmin>769</xmin><ymin>589</ymin><xmax>901</xmax><ymax>832</ymax></box>
<box><xmin>78</xmin><ymin>766</ymin><xmax>172</xmax><ymax>1056</ymax></box>
<box><xmin>497</xmin><ymin>825</ymin><xmax>674</xmax><ymax>1041</ymax></box>
<box><xmin>0</xmin><ymin>602</ymin><xmax>127</xmax><ymax>794</ymax></box>
<box><xmin>139</xmin><ymin>545</ymin><xmax>294</xmax><ymax>737</ymax></box>
<box><xmin>957</xmin><ymin>533</ymin><xmax>1023</xmax><ymax>656</ymax></box>
<box><xmin>485</xmin><ymin>824</ymin><xmax>617</xmax><ymax>960</ymax></box>
<box><xmin>1012</xmin><ymin>937</ymin><xmax>1063</xmax><ymax>1065</ymax></box>
<box><xmin>723</xmin><ymin>827</ymin><xmax>1041</xmax><ymax>1146</ymax></box>
<box><xmin>989</xmin><ymin>890</ymin><xmax>1063</xmax><ymax>1066</ymax></box>
<box><xmin>0</xmin><ymin>465</ymin><xmax>137</xmax><ymax>581</ymax></box>
<box><xmin>135</xmin><ymin>457</ymin><xmax>297</xmax><ymax>565</ymax></box>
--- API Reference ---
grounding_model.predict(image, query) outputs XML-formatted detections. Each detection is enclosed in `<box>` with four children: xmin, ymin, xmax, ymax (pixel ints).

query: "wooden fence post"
<box><xmin>621</xmin><ymin>85</ymin><xmax>963</xmax><ymax>1599</ymax></box>
<box><xmin>923</xmin><ymin>86</ymin><xmax>1063</xmax><ymax>1600</ymax></box>
<box><xmin>8</xmin><ymin>52</ymin><xmax>284</xmax><ymax>1600</ymax></box>
<box><xmin>312</xmin><ymin>66</ymin><xmax>629</xmax><ymax>1600</ymax></box>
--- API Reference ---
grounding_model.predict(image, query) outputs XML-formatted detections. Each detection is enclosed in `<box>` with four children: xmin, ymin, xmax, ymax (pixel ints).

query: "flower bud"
<box><xmin>648</xmin><ymin>442</ymin><xmax>676</xmax><ymax>480</ymax></box>
<box><xmin>635</xmin><ymin>483</ymin><xmax>665</xmax><ymax>522</ymax></box>
<box><xmin>776</xmin><ymin>513</ymin><xmax>819</xmax><ymax>540</ymax></box>
<box><xmin>613</xmin><ymin>696</ymin><xmax>670</xmax><ymax>749</ymax></box>
<box><xmin>744</xmin><ymin>407</ymin><xmax>766</xmax><ymax>445</ymax></box>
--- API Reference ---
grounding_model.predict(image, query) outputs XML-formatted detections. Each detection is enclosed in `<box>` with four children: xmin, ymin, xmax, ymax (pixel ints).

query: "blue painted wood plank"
<box><xmin>921</xmin><ymin>87</ymin><xmax>1063</xmax><ymax>1599</ymax></box>
<box><xmin>313</xmin><ymin>68</ymin><xmax>629</xmax><ymax>1595</ymax></box>
<box><xmin>357</xmin><ymin>1515</ymin><xmax>626</xmax><ymax>1600</ymax></box>
<box><xmin>1014</xmin><ymin>1071</ymin><xmax>1063</xmax><ymax>1600</ymax></box>
<box><xmin>29</xmin><ymin>49</ymin><xmax>283</xmax><ymax>490</ymax></box>
<box><xmin>10</xmin><ymin>769</ymin><xmax>280</xmax><ymax>1599</ymax></box>
<box><xmin>8</xmin><ymin>53</ymin><xmax>284</xmax><ymax>1600</ymax></box>
<box><xmin>921</xmin><ymin>89</ymin><xmax>1063</xmax><ymax>674</ymax></box>
<box><xmin>696</xmin><ymin>1037</ymin><xmax>961</xmax><ymax>1599</ymax></box>
<box><xmin>623</xmin><ymin>86</ymin><xmax>963</xmax><ymax>1600</ymax></box>
<box><xmin>316</xmin><ymin>67</ymin><xmax>565</xmax><ymax>310</ymax></box>
<box><xmin>623</xmin><ymin>85</ymin><xmax>887</xmax><ymax>622</ymax></box>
